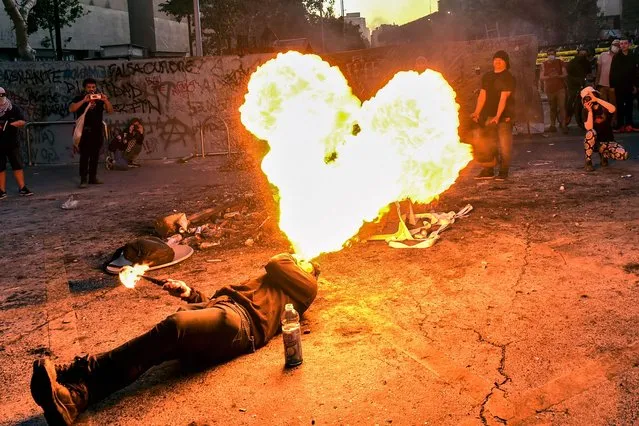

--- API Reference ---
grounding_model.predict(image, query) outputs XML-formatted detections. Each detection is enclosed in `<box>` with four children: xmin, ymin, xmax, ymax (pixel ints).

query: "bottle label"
<box><xmin>282</xmin><ymin>325</ymin><xmax>303</xmax><ymax>366</ymax></box>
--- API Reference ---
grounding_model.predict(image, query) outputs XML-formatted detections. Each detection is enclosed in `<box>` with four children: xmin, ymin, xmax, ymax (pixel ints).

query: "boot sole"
<box><xmin>31</xmin><ymin>359</ymin><xmax>74</xmax><ymax>426</ymax></box>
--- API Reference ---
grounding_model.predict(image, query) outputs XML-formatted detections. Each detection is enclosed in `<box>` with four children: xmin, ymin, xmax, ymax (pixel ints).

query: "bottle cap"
<box><xmin>285</xmin><ymin>303</ymin><xmax>294</xmax><ymax>310</ymax></box>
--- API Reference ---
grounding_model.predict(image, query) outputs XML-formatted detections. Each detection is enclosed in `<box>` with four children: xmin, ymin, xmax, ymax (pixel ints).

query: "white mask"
<box><xmin>611</xmin><ymin>46</ymin><xmax>619</xmax><ymax>53</ymax></box>
<box><xmin>548</xmin><ymin>55</ymin><xmax>556</xmax><ymax>61</ymax></box>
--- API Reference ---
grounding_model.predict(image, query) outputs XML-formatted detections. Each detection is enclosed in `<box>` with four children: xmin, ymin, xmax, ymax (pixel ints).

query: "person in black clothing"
<box><xmin>0</xmin><ymin>87</ymin><xmax>33</xmax><ymax>199</ymax></box>
<box><xmin>609</xmin><ymin>38</ymin><xmax>639</xmax><ymax>132</ymax></box>
<box><xmin>30</xmin><ymin>253</ymin><xmax>320</xmax><ymax>425</ymax></box>
<box><xmin>580</xmin><ymin>86</ymin><xmax>628</xmax><ymax>172</ymax></box>
<box><xmin>69</xmin><ymin>78</ymin><xmax>113</xmax><ymax>188</ymax></box>
<box><xmin>471</xmin><ymin>50</ymin><xmax>516</xmax><ymax>181</ymax></box>
<box><xmin>106</xmin><ymin>118</ymin><xmax>146</xmax><ymax>170</ymax></box>
<box><xmin>565</xmin><ymin>47</ymin><xmax>594</xmax><ymax>126</ymax></box>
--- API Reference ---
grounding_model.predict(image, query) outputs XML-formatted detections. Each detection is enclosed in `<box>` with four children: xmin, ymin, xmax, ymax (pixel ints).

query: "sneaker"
<box><xmin>495</xmin><ymin>169</ymin><xmax>509</xmax><ymax>181</ymax></box>
<box><xmin>79</xmin><ymin>181</ymin><xmax>88</xmax><ymax>189</ymax></box>
<box><xmin>547</xmin><ymin>125</ymin><xmax>557</xmax><ymax>133</ymax></box>
<box><xmin>585</xmin><ymin>161</ymin><xmax>595</xmax><ymax>172</ymax></box>
<box><xmin>19</xmin><ymin>186</ymin><xmax>34</xmax><ymax>196</ymax></box>
<box><xmin>561</xmin><ymin>126</ymin><xmax>569</xmax><ymax>135</ymax></box>
<box><xmin>30</xmin><ymin>359</ymin><xmax>89</xmax><ymax>426</ymax></box>
<box><xmin>0</xmin><ymin>190</ymin><xmax>6</xmax><ymax>200</ymax></box>
<box><xmin>600</xmin><ymin>157</ymin><xmax>608</xmax><ymax>167</ymax></box>
<box><xmin>88</xmin><ymin>178</ymin><xmax>104</xmax><ymax>185</ymax></box>
<box><xmin>128</xmin><ymin>161</ymin><xmax>141</xmax><ymax>168</ymax></box>
<box><xmin>105</xmin><ymin>156</ymin><xmax>114</xmax><ymax>171</ymax></box>
<box><xmin>474</xmin><ymin>168</ymin><xmax>494</xmax><ymax>180</ymax></box>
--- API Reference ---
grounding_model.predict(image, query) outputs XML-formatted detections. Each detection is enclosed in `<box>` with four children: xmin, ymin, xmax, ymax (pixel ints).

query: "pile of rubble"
<box><xmin>154</xmin><ymin>192</ymin><xmax>272</xmax><ymax>251</ymax></box>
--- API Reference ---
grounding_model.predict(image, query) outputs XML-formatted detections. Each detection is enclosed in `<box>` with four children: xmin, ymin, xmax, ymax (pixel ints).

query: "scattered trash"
<box><xmin>548</xmin><ymin>143</ymin><xmax>554</xmax><ymax>146</ymax></box>
<box><xmin>481</xmin><ymin>261</ymin><xmax>488</xmax><ymax>269</ymax></box>
<box><xmin>621</xmin><ymin>174</ymin><xmax>633</xmax><ymax>179</ymax></box>
<box><xmin>206</xmin><ymin>259</ymin><xmax>223</xmax><ymax>263</ymax></box>
<box><xmin>224</xmin><ymin>211</ymin><xmax>241</xmax><ymax>219</ymax></box>
<box><xmin>166</xmin><ymin>234</ymin><xmax>183</xmax><ymax>245</ymax></box>
<box><xmin>559</xmin><ymin>185</ymin><xmax>565</xmax><ymax>191</ymax></box>
<box><xmin>61</xmin><ymin>195</ymin><xmax>79</xmax><ymax>210</ymax></box>
<box><xmin>199</xmin><ymin>242</ymin><xmax>220</xmax><ymax>250</ymax></box>
<box><xmin>239</xmin><ymin>408</ymin><xmax>247</xmax><ymax>413</ymax></box>
<box><xmin>155</xmin><ymin>213</ymin><xmax>189</xmax><ymax>237</ymax></box>
<box><xmin>177</xmin><ymin>153</ymin><xmax>195</xmax><ymax>164</ymax></box>
<box><xmin>244</xmin><ymin>238</ymin><xmax>255</xmax><ymax>247</ymax></box>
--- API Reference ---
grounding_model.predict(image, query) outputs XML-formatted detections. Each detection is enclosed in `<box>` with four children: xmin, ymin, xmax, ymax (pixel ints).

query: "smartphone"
<box><xmin>89</xmin><ymin>94</ymin><xmax>101</xmax><ymax>100</ymax></box>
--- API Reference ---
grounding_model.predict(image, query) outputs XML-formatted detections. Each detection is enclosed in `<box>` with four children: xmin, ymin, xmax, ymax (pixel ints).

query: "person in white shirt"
<box><xmin>596</xmin><ymin>40</ymin><xmax>620</xmax><ymax>126</ymax></box>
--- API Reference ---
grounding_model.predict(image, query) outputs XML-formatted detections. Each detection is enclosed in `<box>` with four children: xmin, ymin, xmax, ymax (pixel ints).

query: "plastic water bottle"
<box><xmin>282</xmin><ymin>303</ymin><xmax>303</xmax><ymax>367</ymax></box>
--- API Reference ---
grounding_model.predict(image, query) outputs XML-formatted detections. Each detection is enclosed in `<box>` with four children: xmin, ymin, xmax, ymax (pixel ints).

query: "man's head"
<box><xmin>82</xmin><ymin>78</ymin><xmax>97</xmax><ymax>93</ymax></box>
<box><xmin>0</xmin><ymin>87</ymin><xmax>7</xmax><ymax>106</ymax></box>
<box><xmin>577</xmin><ymin>46</ymin><xmax>588</xmax><ymax>57</ymax></box>
<box><xmin>611</xmin><ymin>39</ymin><xmax>620</xmax><ymax>53</ymax></box>
<box><xmin>291</xmin><ymin>254</ymin><xmax>321</xmax><ymax>279</ymax></box>
<box><xmin>547</xmin><ymin>48</ymin><xmax>557</xmax><ymax>59</ymax></box>
<box><xmin>492</xmin><ymin>50</ymin><xmax>510</xmax><ymax>72</ymax></box>
<box><xmin>619</xmin><ymin>39</ymin><xmax>630</xmax><ymax>54</ymax></box>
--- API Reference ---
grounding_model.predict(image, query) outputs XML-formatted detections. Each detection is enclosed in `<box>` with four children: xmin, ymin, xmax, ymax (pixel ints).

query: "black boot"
<box><xmin>31</xmin><ymin>358</ymin><xmax>89</xmax><ymax>425</ymax></box>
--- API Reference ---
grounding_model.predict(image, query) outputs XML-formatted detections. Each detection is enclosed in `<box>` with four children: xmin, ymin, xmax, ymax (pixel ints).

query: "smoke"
<box><xmin>348</xmin><ymin>0</ymin><xmax>435</xmax><ymax>28</ymax></box>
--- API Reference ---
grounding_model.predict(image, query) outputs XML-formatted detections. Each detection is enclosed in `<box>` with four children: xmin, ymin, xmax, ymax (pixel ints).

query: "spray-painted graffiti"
<box><xmin>1</xmin><ymin>35</ymin><xmax>539</xmax><ymax>164</ymax></box>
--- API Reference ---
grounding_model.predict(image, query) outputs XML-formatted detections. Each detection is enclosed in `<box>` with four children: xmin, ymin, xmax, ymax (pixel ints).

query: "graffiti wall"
<box><xmin>0</xmin><ymin>35</ymin><xmax>539</xmax><ymax>164</ymax></box>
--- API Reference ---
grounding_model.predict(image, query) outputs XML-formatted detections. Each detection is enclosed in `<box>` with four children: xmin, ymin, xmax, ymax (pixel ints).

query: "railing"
<box><xmin>198</xmin><ymin>116</ymin><xmax>235</xmax><ymax>157</ymax></box>
<box><xmin>24</xmin><ymin>121</ymin><xmax>109</xmax><ymax>166</ymax></box>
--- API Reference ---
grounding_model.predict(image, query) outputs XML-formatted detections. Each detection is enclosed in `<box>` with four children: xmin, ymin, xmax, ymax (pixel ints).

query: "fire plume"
<box><xmin>240</xmin><ymin>52</ymin><xmax>472</xmax><ymax>260</ymax></box>
<box><xmin>119</xmin><ymin>264</ymin><xmax>150</xmax><ymax>289</ymax></box>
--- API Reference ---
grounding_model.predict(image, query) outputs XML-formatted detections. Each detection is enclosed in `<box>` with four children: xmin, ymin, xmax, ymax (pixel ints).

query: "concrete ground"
<box><xmin>1</xmin><ymin>128</ymin><xmax>639</xmax><ymax>426</ymax></box>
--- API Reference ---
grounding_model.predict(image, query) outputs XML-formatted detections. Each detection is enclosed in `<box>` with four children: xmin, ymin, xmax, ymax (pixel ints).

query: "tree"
<box><xmin>27</xmin><ymin>0</ymin><xmax>85</xmax><ymax>56</ymax></box>
<box><xmin>1</xmin><ymin>0</ymin><xmax>39</xmax><ymax>60</ymax></box>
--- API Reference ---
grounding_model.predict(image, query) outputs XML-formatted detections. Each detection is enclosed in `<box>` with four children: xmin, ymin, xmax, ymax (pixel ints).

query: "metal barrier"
<box><xmin>25</xmin><ymin>121</ymin><xmax>109</xmax><ymax>166</ymax></box>
<box><xmin>198</xmin><ymin>116</ymin><xmax>235</xmax><ymax>157</ymax></box>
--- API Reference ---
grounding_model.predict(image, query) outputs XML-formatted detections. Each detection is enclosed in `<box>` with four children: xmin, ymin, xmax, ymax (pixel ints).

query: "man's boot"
<box><xmin>31</xmin><ymin>358</ymin><xmax>90</xmax><ymax>425</ymax></box>
<box><xmin>585</xmin><ymin>160</ymin><xmax>595</xmax><ymax>172</ymax></box>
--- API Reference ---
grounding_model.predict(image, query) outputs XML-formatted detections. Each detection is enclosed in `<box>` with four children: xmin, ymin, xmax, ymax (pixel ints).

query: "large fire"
<box><xmin>119</xmin><ymin>264</ymin><xmax>150</xmax><ymax>289</ymax></box>
<box><xmin>240</xmin><ymin>52</ymin><xmax>472</xmax><ymax>260</ymax></box>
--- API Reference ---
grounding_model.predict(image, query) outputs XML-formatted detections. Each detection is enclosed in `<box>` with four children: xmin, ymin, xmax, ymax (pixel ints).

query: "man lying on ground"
<box><xmin>30</xmin><ymin>253</ymin><xmax>320</xmax><ymax>425</ymax></box>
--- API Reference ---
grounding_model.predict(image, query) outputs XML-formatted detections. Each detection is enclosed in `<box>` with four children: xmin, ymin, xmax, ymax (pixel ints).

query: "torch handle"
<box><xmin>140</xmin><ymin>275</ymin><xmax>168</xmax><ymax>286</ymax></box>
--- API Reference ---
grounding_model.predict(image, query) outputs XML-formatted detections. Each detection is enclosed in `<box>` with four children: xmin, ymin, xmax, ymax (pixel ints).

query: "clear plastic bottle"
<box><xmin>282</xmin><ymin>303</ymin><xmax>303</xmax><ymax>367</ymax></box>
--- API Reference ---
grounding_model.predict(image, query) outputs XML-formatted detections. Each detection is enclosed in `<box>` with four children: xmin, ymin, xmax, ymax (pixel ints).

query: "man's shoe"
<box><xmin>495</xmin><ymin>169</ymin><xmax>509</xmax><ymax>181</ymax></box>
<box><xmin>585</xmin><ymin>161</ymin><xmax>595</xmax><ymax>172</ymax></box>
<box><xmin>88</xmin><ymin>179</ymin><xmax>104</xmax><ymax>185</ymax></box>
<box><xmin>474</xmin><ymin>168</ymin><xmax>494</xmax><ymax>180</ymax></box>
<box><xmin>0</xmin><ymin>190</ymin><xmax>6</xmax><ymax>200</ymax></box>
<box><xmin>600</xmin><ymin>157</ymin><xmax>609</xmax><ymax>167</ymax></box>
<box><xmin>547</xmin><ymin>125</ymin><xmax>557</xmax><ymax>133</ymax></box>
<box><xmin>79</xmin><ymin>181</ymin><xmax>88</xmax><ymax>189</ymax></box>
<box><xmin>561</xmin><ymin>126</ymin><xmax>569</xmax><ymax>134</ymax></box>
<box><xmin>19</xmin><ymin>186</ymin><xmax>34</xmax><ymax>196</ymax></box>
<box><xmin>128</xmin><ymin>161</ymin><xmax>141</xmax><ymax>168</ymax></box>
<box><xmin>30</xmin><ymin>359</ymin><xmax>89</xmax><ymax>426</ymax></box>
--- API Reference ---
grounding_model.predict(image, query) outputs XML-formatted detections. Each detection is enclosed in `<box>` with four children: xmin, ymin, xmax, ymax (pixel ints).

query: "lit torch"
<box><xmin>119</xmin><ymin>264</ymin><xmax>167</xmax><ymax>288</ymax></box>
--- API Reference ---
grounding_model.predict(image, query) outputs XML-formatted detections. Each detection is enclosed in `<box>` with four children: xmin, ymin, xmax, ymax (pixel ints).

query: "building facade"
<box><xmin>0</xmin><ymin>0</ymin><xmax>189</xmax><ymax>60</ymax></box>
<box><xmin>345</xmin><ymin>12</ymin><xmax>371</xmax><ymax>44</ymax></box>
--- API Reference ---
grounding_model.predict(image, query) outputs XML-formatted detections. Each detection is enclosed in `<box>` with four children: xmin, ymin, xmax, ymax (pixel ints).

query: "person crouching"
<box><xmin>580</xmin><ymin>86</ymin><xmax>629</xmax><ymax>172</ymax></box>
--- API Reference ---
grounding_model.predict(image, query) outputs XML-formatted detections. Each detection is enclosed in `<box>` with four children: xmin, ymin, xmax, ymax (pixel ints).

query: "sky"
<box><xmin>341</xmin><ymin>0</ymin><xmax>438</xmax><ymax>29</ymax></box>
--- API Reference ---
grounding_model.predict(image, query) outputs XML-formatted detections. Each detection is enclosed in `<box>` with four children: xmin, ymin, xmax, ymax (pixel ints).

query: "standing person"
<box><xmin>610</xmin><ymin>38</ymin><xmax>639</xmax><ymax>132</ymax></box>
<box><xmin>0</xmin><ymin>87</ymin><xmax>33</xmax><ymax>199</ymax></box>
<box><xmin>471</xmin><ymin>50</ymin><xmax>516</xmax><ymax>181</ymax></box>
<box><xmin>565</xmin><ymin>47</ymin><xmax>593</xmax><ymax>126</ymax></box>
<box><xmin>540</xmin><ymin>48</ymin><xmax>568</xmax><ymax>134</ymax></box>
<box><xmin>580</xmin><ymin>86</ymin><xmax>628</xmax><ymax>171</ymax></box>
<box><xmin>69</xmin><ymin>78</ymin><xmax>113</xmax><ymax>188</ymax></box>
<box><xmin>30</xmin><ymin>253</ymin><xmax>319</xmax><ymax>425</ymax></box>
<box><xmin>596</xmin><ymin>40</ymin><xmax>620</xmax><ymax>128</ymax></box>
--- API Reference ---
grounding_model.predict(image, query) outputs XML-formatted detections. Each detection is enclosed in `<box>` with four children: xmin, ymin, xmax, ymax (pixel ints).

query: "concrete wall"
<box><xmin>0</xmin><ymin>35</ymin><xmax>539</xmax><ymax>165</ymax></box>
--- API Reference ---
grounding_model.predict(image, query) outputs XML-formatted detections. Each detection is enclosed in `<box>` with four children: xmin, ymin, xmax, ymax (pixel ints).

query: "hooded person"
<box><xmin>0</xmin><ymin>87</ymin><xmax>32</xmax><ymax>199</ymax></box>
<box><xmin>580</xmin><ymin>86</ymin><xmax>629</xmax><ymax>171</ymax></box>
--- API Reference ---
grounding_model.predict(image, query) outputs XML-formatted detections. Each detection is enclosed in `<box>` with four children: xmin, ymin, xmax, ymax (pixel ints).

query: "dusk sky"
<box><xmin>341</xmin><ymin>0</ymin><xmax>438</xmax><ymax>29</ymax></box>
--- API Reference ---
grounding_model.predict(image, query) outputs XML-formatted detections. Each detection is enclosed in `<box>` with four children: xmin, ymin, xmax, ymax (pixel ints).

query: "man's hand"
<box><xmin>584</xmin><ymin>100</ymin><xmax>593</xmax><ymax>111</ymax></box>
<box><xmin>162</xmin><ymin>279</ymin><xmax>191</xmax><ymax>299</ymax></box>
<box><xmin>486</xmin><ymin>116</ymin><xmax>500</xmax><ymax>126</ymax></box>
<box><xmin>470</xmin><ymin>111</ymin><xmax>480</xmax><ymax>122</ymax></box>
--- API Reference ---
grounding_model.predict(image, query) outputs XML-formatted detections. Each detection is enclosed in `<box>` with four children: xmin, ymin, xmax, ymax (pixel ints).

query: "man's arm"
<box><xmin>583</xmin><ymin>107</ymin><xmax>594</xmax><ymax>131</ymax></box>
<box><xmin>540</xmin><ymin>63</ymin><xmax>549</xmax><ymax>81</ymax></box>
<box><xmin>101</xmin><ymin>94</ymin><xmax>114</xmax><ymax>114</ymax></box>
<box><xmin>69</xmin><ymin>95</ymin><xmax>89</xmax><ymax>113</ymax></box>
<box><xmin>163</xmin><ymin>279</ymin><xmax>208</xmax><ymax>303</ymax></box>
<box><xmin>491</xmin><ymin>91</ymin><xmax>512</xmax><ymax>123</ymax></box>
<box><xmin>471</xmin><ymin>89</ymin><xmax>487</xmax><ymax>122</ymax></box>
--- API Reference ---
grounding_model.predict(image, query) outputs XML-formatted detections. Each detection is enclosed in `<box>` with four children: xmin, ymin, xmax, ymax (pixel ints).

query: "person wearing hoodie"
<box><xmin>0</xmin><ymin>86</ymin><xmax>32</xmax><ymax>199</ymax></box>
<box><xmin>609</xmin><ymin>38</ymin><xmax>639</xmax><ymax>132</ymax></box>
<box><xmin>30</xmin><ymin>253</ymin><xmax>319</xmax><ymax>425</ymax></box>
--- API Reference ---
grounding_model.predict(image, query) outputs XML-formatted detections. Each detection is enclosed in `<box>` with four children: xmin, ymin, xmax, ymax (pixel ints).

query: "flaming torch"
<box><xmin>119</xmin><ymin>265</ymin><xmax>167</xmax><ymax>288</ymax></box>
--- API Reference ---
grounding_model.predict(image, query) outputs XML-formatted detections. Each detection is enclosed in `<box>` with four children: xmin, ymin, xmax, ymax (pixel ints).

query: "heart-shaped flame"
<box><xmin>240</xmin><ymin>52</ymin><xmax>472</xmax><ymax>260</ymax></box>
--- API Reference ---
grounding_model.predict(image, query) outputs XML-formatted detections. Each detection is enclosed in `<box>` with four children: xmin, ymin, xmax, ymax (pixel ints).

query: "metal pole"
<box><xmin>193</xmin><ymin>0</ymin><xmax>203</xmax><ymax>56</ymax></box>
<box><xmin>53</xmin><ymin>0</ymin><xmax>63</xmax><ymax>60</ymax></box>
